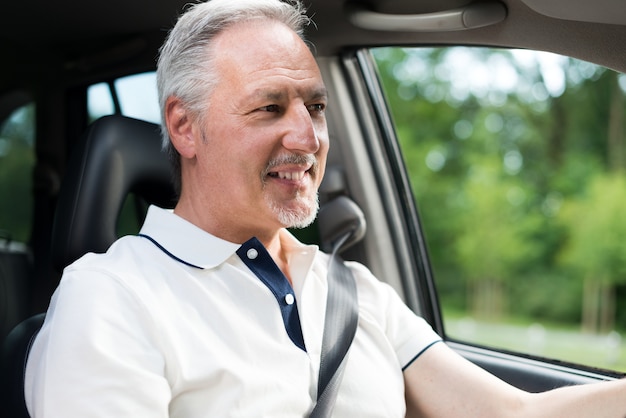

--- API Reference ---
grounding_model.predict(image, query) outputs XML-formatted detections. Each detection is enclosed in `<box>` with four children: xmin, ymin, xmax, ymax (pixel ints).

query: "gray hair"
<box><xmin>156</xmin><ymin>0</ymin><xmax>311</xmax><ymax>197</ymax></box>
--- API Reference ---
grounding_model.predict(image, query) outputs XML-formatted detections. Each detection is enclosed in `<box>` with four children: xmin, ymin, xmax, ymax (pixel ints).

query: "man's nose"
<box><xmin>281</xmin><ymin>105</ymin><xmax>320</xmax><ymax>153</ymax></box>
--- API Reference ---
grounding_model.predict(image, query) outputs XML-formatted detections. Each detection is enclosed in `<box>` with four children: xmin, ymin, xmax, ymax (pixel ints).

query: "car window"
<box><xmin>0</xmin><ymin>103</ymin><xmax>35</xmax><ymax>246</ymax></box>
<box><xmin>87</xmin><ymin>72</ymin><xmax>160</xmax><ymax>124</ymax></box>
<box><xmin>373</xmin><ymin>46</ymin><xmax>626</xmax><ymax>372</ymax></box>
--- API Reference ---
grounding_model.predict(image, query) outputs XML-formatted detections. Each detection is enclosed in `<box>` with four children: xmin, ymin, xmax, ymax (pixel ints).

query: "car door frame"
<box><xmin>317</xmin><ymin>47</ymin><xmax>624</xmax><ymax>392</ymax></box>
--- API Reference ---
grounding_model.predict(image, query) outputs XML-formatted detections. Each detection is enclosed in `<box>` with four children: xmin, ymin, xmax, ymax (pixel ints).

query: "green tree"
<box><xmin>559</xmin><ymin>174</ymin><xmax>626</xmax><ymax>332</ymax></box>
<box><xmin>0</xmin><ymin>103</ymin><xmax>35</xmax><ymax>244</ymax></box>
<box><xmin>374</xmin><ymin>46</ymin><xmax>626</xmax><ymax>331</ymax></box>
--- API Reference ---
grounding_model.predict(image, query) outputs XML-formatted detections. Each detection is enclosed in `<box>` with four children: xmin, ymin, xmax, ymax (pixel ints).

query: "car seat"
<box><xmin>0</xmin><ymin>114</ymin><xmax>175</xmax><ymax>418</ymax></box>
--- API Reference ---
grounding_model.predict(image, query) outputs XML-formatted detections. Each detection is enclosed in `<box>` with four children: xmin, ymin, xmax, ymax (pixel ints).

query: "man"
<box><xmin>24</xmin><ymin>0</ymin><xmax>626</xmax><ymax>417</ymax></box>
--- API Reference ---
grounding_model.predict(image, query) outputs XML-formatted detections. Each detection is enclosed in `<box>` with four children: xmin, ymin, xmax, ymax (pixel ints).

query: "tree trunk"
<box><xmin>582</xmin><ymin>277</ymin><xmax>600</xmax><ymax>333</ymax></box>
<box><xmin>471</xmin><ymin>278</ymin><xmax>504</xmax><ymax>320</ymax></box>
<box><xmin>608</xmin><ymin>72</ymin><xmax>625</xmax><ymax>172</ymax></box>
<box><xmin>599</xmin><ymin>282</ymin><xmax>615</xmax><ymax>333</ymax></box>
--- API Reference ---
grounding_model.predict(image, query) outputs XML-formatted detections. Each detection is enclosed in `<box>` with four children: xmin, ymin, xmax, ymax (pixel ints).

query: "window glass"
<box><xmin>373</xmin><ymin>47</ymin><xmax>626</xmax><ymax>372</ymax></box>
<box><xmin>114</xmin><ymin>72</ymin><xmax>160</xmax><ymax>124</ymax></box>
<box><xmin>87</xmin><ymin>72</ymin><xmax>160</xmax><ymax>124</ymax></box>
<box><xmin>0</xmin><ymin>103</ymin><xmax>35</xmax><ymax>245</ymax></box>
<box><xmin>87</xmin><ymin>82</ymin><xmax>115</xmax><ymax>123</ymax></box>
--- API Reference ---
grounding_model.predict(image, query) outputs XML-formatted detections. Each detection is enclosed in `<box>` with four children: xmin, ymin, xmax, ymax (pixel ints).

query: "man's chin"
<box><xmin>268</xmin><ymin>197</ymin><xmax>319</xmax><ymax>229</ymax></box>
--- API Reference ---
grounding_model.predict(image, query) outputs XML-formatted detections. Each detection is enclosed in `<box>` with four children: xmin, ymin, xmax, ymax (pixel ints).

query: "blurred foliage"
<box><xmin>374</xmin><ymin>47</ymin><xmax>626</xmax><ymax>334</ymax></box>
<box><xmin>0</xmin><ymin>104</ymin><xmax>35</xmax><ymax>244</ymax></box>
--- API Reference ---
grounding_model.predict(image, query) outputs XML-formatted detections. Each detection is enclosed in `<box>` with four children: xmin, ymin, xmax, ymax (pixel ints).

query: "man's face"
<box><xmin>190</xmin><ymin>20</ymin><xmax>329</xmax><ymax>235</ymax></box>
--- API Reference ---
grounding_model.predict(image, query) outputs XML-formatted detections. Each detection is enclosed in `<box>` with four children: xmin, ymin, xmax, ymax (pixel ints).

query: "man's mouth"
<box><xmin>268</xmin><ymin>170</ymin><xmax>307</xmax><ymax>181</ymax></box>
<box><xmin>263</xmin><ymin>154</ymin><xmax>317</xmax><ymax>184</ymax></box>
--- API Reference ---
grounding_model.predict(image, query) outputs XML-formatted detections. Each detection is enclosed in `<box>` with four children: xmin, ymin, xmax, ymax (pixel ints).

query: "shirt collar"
<box><xmin>139</xmin><ymin>205</ymin><xmax>319</xmax><ymax>270</ymax></box>
<box><xmin>139</xmin><ymin>205</ymin><xmax>240</xmax><ymax>269</ymax></box>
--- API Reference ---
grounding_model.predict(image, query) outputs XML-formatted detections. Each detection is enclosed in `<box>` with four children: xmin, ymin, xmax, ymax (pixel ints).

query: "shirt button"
<box><xmin>285</xmin><ymin>294</ymin><xmax>295</xmax><ymax>305</ymax></box>
<box><xmin>246</xmin><ymin>248</ymin><xmax>258</xmax><ymax>260</ymax></box>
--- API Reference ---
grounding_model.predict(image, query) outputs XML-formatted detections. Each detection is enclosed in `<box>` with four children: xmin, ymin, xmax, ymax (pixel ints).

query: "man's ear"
<box><xmin>165</xmin><ymin>96</ymin><xmax>198</xmax><ymax>159</ymax></box>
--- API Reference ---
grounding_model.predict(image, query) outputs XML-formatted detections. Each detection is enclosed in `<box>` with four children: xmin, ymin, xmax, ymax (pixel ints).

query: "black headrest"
<box><xmin>51</xmin><ymin>115</ymin><xmax>176</xmax><ymax>271</ymax></box>
<box><xmin>317</xmin><ymin>195</ymin><xmax>366</xmax><ymax>254</ymax></box>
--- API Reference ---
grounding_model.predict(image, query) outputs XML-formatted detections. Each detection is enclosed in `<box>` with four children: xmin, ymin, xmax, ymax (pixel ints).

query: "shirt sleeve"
<box><xmin>346</xmin><ymin>261</ymin><xmax>443</xmax><ymax>370</ymax></box>
<box><xmin>24</xmin><ymin>263</ymin><xmax>171</xmax><ymax>418</ymax></box>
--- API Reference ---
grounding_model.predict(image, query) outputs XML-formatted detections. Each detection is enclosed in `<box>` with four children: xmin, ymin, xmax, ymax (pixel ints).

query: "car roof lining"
<box><xmin>2</xmin><ymin>0</ymin><xmax>626</xmax><ymax>94</ymax></box>
<box><xmin>519</xmin><ymin>0</ymin><xmax>626</xmax><ymax>25</ymax></box>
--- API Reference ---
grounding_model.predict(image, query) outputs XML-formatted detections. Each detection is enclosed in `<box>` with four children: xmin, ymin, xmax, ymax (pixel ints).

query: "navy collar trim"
<box><xmin>237</xmin><ymin>237</ymin><xmax>307</xmax><ymax>352</ymax></box>
<box><xmin>138</xmin><ymin>234</ymin><xmax>203</xmax><ymax>270</ymax></box>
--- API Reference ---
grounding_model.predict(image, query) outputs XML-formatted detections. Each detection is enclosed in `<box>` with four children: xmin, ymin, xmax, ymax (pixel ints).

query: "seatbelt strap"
<box><xmin>309</xmin><ymin>230</ymin><xmax>359</xmax><ymax>418</ymax></box>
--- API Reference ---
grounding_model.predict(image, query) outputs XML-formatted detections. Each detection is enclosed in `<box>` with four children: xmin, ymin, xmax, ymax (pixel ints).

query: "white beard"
<box><xmin>266</xmin><ymin>191</ymin><xmax>319</xmax><ymax>229</ymax></box>
<box><xmin>262</xmin><ymin>153</ymin><xmax>320</xmax><ymax>228</ymax></box>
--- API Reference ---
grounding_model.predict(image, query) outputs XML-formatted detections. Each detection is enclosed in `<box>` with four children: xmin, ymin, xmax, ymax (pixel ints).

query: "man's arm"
<box><xmin>25</xmin><ymin>269</ymin><xmax>171</xmax><ymax>417</ymax></box>
<box><xmin>404</xmin><ymin>341</ymin><xmax>626</xmax><ymax>418</ymax></box>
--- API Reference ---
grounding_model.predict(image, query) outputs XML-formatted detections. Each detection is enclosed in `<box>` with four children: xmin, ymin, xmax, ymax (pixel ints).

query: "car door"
<box><xmin>314</xmin><ymin>41</ymin><xmax>626</xmax><ymax>396</ymax></box>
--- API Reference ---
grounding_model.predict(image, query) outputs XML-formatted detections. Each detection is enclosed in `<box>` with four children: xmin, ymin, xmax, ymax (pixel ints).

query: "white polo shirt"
<box><xmin>25</xmin><ymin>206</ymin><xmax>441</xmax><ymax>417</ymax></box>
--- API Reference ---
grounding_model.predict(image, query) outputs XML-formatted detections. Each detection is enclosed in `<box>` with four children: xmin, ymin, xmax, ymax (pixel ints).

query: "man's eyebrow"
<box><xmin>309</xmin><ymin>87</ymin><xmax>329</xmax><ymax>101</ymax></box>
<box><xmin>256</xmin><ymin>90</ymin><xmax>285</xmax><ymax>101</ymax></box>
<box><xmin>245</xmin><ymin>88</ymin><xmax>286</xmax><ymax>102</ymax></box>
<box><xmin>248</xmin><ymin>87</ymin><xmax>328</xmax><ymax>102</ymax></box>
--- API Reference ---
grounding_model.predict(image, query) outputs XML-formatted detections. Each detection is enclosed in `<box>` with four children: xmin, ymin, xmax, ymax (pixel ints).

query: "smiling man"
<box><xmin>24</xmin><ymin>1</ymin><xmax>442</xmax><ymax>416</ymax></box>
<box><xmin>165</xmin><ymin>17</ymin><xmax>329</xmax><ymax>260</ymax></box>
<box><xmin>24</xmin><ymin>1</ymin><xmax>626</xmax><ymax>417</ymax></box>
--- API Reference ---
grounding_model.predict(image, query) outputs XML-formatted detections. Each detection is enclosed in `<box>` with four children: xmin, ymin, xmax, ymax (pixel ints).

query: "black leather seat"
<box><xmin>51</xmin><ymin>114</ymin><xmax>177</xmax><ymax>271</ymax></box>
<box><xmin>0</xmin><ymin>114</ymin><xmax>365</xmax><ymax>418</ymax></box>
<box><xmin>0</xmin><ymin>114</ymin><xmax>175</xmax><ymax>418</ymax></box>
<box><xmin>0</xmin><ymin>313</ymin><xmax>45</xmax><ymax>417</ymax></box>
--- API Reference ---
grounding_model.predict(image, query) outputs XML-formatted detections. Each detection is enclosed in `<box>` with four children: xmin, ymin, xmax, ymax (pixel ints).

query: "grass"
<box><xmin>443</xmin><ymin>309</ymin><xmax>626</xmax><ymax>373</ymax></box>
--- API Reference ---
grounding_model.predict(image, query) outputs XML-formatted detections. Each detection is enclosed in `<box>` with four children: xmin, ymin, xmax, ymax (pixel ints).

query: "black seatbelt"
<box><xmin>309</xmin><ymin>230</ymin><xmax>359</xmax><ymax>418</ymax></box>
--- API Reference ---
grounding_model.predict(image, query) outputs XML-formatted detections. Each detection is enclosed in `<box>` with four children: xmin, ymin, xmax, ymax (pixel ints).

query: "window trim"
<box><xmin>345</xmin><ymin>48</ymin><xmax>444</xmax><ymax>330</ymax></box>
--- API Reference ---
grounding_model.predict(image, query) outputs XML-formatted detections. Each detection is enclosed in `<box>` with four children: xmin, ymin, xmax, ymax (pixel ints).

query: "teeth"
<box><xmin>275</xmin><ymin>171</ymin><xmax>305</xmax><ymax>180</ymax></box>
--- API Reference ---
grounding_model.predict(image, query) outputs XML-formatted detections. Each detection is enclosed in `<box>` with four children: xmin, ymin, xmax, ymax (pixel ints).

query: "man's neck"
<box><xmin>173</xmin><ymin>201</ymin><xmax>293</xmax><ymax>282</ymax></box>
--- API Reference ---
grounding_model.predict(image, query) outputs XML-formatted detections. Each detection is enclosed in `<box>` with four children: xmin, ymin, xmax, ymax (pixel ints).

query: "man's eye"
<box><xmin>260</xmin><ymin>104</ymin><xmax>280</xmax><ymax>112</ymax></box>
<box><xmin>308</xmin><ymin>103</ymin><xmax>326</xmax><ymax>113</ymax></box>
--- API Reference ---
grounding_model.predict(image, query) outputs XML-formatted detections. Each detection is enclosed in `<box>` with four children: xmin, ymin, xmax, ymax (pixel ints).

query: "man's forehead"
<box><xmin>210</xmin><ymin>20</ymin><xmax>326</xmax><ymax>98</ymax></box>
<box><xmin>213</xmin><ymin>19</ymin><xmax>316</xmax><ymax>69</ymax></box>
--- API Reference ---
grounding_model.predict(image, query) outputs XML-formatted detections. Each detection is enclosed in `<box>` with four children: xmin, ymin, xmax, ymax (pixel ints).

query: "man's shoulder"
<box><xmin>65</xmin><ymin>234</ymin><xmax>156</xmax><ymax>275</ymax></box>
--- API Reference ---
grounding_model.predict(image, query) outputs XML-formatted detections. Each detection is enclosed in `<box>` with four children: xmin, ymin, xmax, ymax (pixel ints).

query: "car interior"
<box><xmin>2</xmin><ymin>113</ymin><xmax>368</xmax><ymax>416</ymax></box>
<box><xmin>2</xmin><ymin>0</ymin><xmax>626</xmax><ymax>416</ymax></box>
